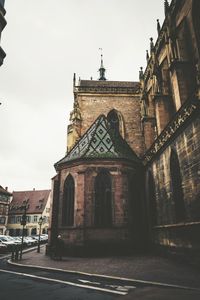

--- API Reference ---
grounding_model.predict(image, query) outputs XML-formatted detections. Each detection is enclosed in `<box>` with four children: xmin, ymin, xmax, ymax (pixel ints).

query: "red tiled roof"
<box><xmin>9</xmin><ymin>189</ymin><xmax>51</xmax><ymax>215</ymax></box>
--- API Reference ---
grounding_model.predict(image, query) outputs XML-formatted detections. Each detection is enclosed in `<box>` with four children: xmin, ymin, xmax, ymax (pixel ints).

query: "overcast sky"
<box><xmin>0</xmin><ymin>0</ymin><xmax>164</xmax><ymax>192</ymax></box>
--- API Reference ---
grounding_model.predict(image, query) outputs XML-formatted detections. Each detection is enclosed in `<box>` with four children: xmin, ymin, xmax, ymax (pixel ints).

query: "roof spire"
<box><xmin>139</xmin><ymin>67</ymin><xmax>144</xmax><ymax>81</ymax></box>
<box><xmin>146</xmin><ymin>50</ymin><xmax>150</xmax><ymax>62</ymax></box>
<box><xmin>164</xmin><ymin>0</ymin><xmax>170</xmax><ymax>16</ymax></box>
<box><xmin>157</xmin><ymin>19</ymin><xmax>161</xmax><ymax>34</ymax></box>
<box><xmin>98</xmin><ymin>48</ymin><xmax>106</xmax><ymax>80</ymax></box>
<box><xmin>150</xmin><ymin>37</ymin><xmax>154</xmax><ymax>53</ymax></box>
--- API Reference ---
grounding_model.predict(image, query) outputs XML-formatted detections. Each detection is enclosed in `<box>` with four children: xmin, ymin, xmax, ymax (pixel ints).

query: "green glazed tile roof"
<box><xmin>55</xmin><ymin>115</ymin><xmax>141</xmax><ymax>167</ymax></box>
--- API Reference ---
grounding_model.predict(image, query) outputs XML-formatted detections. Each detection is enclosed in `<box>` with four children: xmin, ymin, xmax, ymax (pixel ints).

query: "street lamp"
<box><xmin>37</xmin><ymin>216</ymin><xmax>44</xmax><ymax>253</ymax></box>
<box><xmin>20</xmin><ymin>200</ymin><xmax>28</xmax><ymax>260</ymax></box>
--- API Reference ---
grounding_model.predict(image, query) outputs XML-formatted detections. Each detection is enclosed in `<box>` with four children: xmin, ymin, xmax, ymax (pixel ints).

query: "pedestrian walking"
<box><xmin>55</xmin><ymin>235</ymin><xmax>65</xmax><ymax>260</ymax></box>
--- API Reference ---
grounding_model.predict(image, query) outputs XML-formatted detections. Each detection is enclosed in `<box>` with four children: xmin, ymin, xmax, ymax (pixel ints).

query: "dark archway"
<box><xmin>94</xmin><ymin>170</ymin><xmax>112</xmax><ymax>227</ymax></box>
<box><xmin>62</xmin><ymin>174</ymin><xmax>75</xmax><ymax>226</ymax></box>
<box><xmin>170</xmin><ymin>149</ymin><xmax>186</xmax><ymax>222</ymax></box>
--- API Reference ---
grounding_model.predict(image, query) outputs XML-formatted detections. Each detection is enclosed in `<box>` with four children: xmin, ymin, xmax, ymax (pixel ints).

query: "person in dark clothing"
<box><xmin>55</xmin><ymin>235</ymin><xmax>65</xmax><ymax>260</ymax></box>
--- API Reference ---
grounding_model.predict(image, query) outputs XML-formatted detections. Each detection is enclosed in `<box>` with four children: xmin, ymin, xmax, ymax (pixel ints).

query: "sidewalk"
<box><xmin>9</xmin><ymin>245</ymin><xmax>200</xmax><ymax>299</ymax></box>
<box><xmin>12</xmin><ymin>245</ymin><xmax>200</xmax><ymax>287</ymax></box>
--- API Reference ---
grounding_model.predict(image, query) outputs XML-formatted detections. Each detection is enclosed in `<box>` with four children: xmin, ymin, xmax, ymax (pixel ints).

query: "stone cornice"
<box><xmin>143</xmin><ymin>98</ymin><xmax>200</xmax><ymax>164</ymax></box>
<box><xmin>74</xmin><ymin>85</ymin><xmax>141</xmax><ymax>95</ymax></box>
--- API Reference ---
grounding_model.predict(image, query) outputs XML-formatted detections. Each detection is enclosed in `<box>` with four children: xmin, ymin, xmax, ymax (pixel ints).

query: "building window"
<box><xmin>0</xmin><ymin>204</ymin><xmax>7</xmax><ymax>214</ymax></box>
<box><xmin>62</xmin><ymin>174</ymin><xmax>75</xmax><ymax>226</ymax></box>
<box><xmin>16</xmin><ymin>216</ymin><xmax>21</xmax><ymax>223</ymax></box>
<box><xmin>170</xmin><ymin>149</ymin><xmax>186</xmax><ymax>222</ymax></box>
<box><xmin>94</xmin><ymin>170</ymin><xmax>112</xmax><ymax>227</ymax></box>
<box><xmin>33</xmin><ymin>215</ymin><xmax>38</xmax><ymax>223</ymax></box>
<box><xmin>26</xmin><ymin>216</ymin><xmax>31</xmax><ymax>223</ymax></box>
<box><xmin>0</xmin><ymin>217</ymin><xmax>6</xmax><ymax>224</ymax></box>
<box><xmin>148</xmin><ymin>171</ymin><xmax>157</xmax><ymax>226</ymax></box>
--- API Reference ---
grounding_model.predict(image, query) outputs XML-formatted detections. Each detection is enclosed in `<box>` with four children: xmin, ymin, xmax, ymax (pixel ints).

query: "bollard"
<box><xmin>15</xmin><ymin>245</ymin><xmax>19</xmax><ymax>261</ymax></box>
<box><xmin>11</xmin><ymin>245</ymin><xmax>15</xmax><ymax>261</ymax></box>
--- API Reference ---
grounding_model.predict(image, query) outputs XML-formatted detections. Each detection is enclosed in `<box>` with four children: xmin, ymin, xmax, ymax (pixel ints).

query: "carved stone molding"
<box><xmin>143</xmin><ymin>98</ymin><xmax>200</xmax><ymax>164</ymax></box>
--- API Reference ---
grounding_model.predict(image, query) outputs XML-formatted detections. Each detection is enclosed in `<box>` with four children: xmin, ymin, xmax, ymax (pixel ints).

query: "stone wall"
<box><xmin>56</xmin><ymin>159</ymin><xmax>142</xmax><ymax>248</ymax></box>
<box><xmin>147</xmin><ymin>114</ymin><xmax>200</xmax><ymax>248</ymax></box>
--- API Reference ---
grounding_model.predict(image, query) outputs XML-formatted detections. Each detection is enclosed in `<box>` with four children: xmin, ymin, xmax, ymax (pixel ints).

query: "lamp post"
<box><xmin>37</xmin><ymin>216</ymin><xmax>44</xmax><ymax>253</ymax></box>
<box><xmin>20</xmin><ymin>201</ymin><xmax>28</xmax><ymax>260</ymax></box>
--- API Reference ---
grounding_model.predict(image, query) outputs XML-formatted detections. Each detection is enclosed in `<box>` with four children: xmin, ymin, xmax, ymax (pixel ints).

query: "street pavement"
<box><xmin>3</xmin><ymin>245</ymin><xmax>200</xmax><ymax>299</ymax></box>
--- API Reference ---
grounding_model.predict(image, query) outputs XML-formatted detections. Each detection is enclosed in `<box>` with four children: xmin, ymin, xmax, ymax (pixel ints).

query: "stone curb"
<box><xmin>7</xmin><ymin>259</ymin><xmax>200</xmax><ymax>292</ymax></box>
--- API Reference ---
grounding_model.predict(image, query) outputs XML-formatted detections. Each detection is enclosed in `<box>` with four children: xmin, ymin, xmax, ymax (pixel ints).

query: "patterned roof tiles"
<box><xmin>55</xmin><ymin>115</ymin><xmax>141</xmax><ymax>168</ymax></box>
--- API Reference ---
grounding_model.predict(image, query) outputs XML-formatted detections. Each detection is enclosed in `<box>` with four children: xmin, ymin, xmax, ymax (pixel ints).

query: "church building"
<box><xmin>49</xmin><ymin>0</ymin><xmax>200</xmax><ymax>257</ymax></box>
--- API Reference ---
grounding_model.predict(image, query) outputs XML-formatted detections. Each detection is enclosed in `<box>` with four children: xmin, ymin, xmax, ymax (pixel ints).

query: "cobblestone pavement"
<box><xmin>8</xmin><ymin>246</ymin><xmax>200</xmax><ymax>299</ymax></box>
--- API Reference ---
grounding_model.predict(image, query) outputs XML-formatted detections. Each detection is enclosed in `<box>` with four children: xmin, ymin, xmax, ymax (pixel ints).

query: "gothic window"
<box><xmin>62</xmin><ymin>174</ymin><xmax>75</xmax><ymax>226</ymax></box>
<box><xmin>107</xmin><ymin>109</ymin><xmax>125</xmax><ymax>138</ymax></box>
<box><xmin>148</xmin><ymin>171</ymin><xmax>157</xmax><ymax>227</ymax></box>
<box><xmin>170</xmin><ymin>150</ymin><xmax>186</xmax><ymax>222</ymax></box>
<box><xmin>107</xmin><ymin>110</ymin><xmax>119</xmax><ymax>134</ymax></box>
<box><xmin>94</xmin><ymin>170</ymin><xmax>112</xmax><ymax>227</ymax></box>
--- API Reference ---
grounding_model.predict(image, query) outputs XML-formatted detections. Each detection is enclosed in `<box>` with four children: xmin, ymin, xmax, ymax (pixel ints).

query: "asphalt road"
<box><xmin>0</xmin><ymin>251</ymin><xmax>200</xmax><ymax>300</ymax></box>
<box><xmin>0</xmin><ymin>256</ymin><xmax>117</xmax><ymax>300</ymax></box>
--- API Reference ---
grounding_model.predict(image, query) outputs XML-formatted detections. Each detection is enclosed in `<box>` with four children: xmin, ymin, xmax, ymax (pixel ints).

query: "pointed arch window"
<box><xmin>170</xmin><ymin>150</ymin><xmax>186</xmax><ymax>222</ymax></box>
<box><xmin>107</xmin><ymin>109</ymin><xmax>125</xmax><ymax>138</ymax></box>
<box><xmin>94</xmin><ymin>170</ymin><xmax>112</xmax><ymax>227</ymax></box>
<box><xmin>107</xmin><ymin>110</ymin><xmax>119</xmax><ymax>134</ymax></box>
<box><xmin>62</xmin><ymin>174</ymin><xmax>75</xmax><ymax>226</ymax></box>
<box><xmin>148</xmin><ymin>171</ymin><xmax>157</xmax><ymax>227</ymax></box>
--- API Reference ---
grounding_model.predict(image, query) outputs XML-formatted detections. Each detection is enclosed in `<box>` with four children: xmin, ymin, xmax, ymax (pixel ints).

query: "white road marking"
<box><xmin>124</xmin><ymin>285</ymin><xmax>137</xmax><ymax>289</ymax></box>
<box><xmin>78</xmin><ymin>279</ymin><xmax>100</xmax><ymax>285</ymax></box>
<box><xmin>0</xmin><ymin>268</ymin><xmax>127</xmax><ymax>296</ymax></box>
<box><xmin>106</xmin><ymin>284</ymin><xmax>136</xmax><ymax>292</ymax></box>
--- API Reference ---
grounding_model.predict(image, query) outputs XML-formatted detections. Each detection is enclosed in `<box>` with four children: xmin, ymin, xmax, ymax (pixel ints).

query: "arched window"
<box><xmin>107</xmin><ymin>109</ymin><xmax>125</xmax><ymax>137</ymax></box>
<box><xmin>148</xmin><ymin>171</ymin><xmax>157</xmax><ymax>227</ymax></box>
<box><xmin>170</xmin><ymin>150</ymin><xmax>185</xmax><ymax>222</ymax></box>
<box><xmin>62</xmin><ymin>174</ymin><xmax>75</xmax><ymax>226</ymax></box>
<box><xmin>94</xmin><ymin>170</ymin><xmax>112</xmax><ymax>227</ymax></box>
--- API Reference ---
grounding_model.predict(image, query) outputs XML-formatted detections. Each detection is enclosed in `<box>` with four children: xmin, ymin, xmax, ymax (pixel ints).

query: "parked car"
<box><xmin>31</xmin><ymin>235</ymin><xmax>47</xmax><ymax>244</ymax></box>
<box><xmin>7</xmin><ymin>236</ymin><xmax>21</xmax><ymax>245</ymax></box>
<box><xmin>0</xmin><ymin>235</ymin><xmax>17</xmax><ymax>250</ymax></box>
<box><xmin>17</xmin><ymin>236</ymin><xmax>31</xmax><ymax>247</ymax></box>
<box><xmin>25</xmin><ymin>236</ymin><xmax>38</xmax><ymax>246</ymax></box>
<box><xmin>0</xmin><ymin>241</ymin><xmax>7</xmax><ymax>253</ymax></box>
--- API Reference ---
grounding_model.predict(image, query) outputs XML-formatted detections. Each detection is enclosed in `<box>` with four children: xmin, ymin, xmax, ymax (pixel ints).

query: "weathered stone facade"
<box><xmin>142</xmin><ymin>0</ymin><xmax>200</xmax><ymax>252</ymax></box>
<box><xmin>67</xmin><ymin>79</ymin><xmax>144</xmax><ymax>157</ymax></box>
<box><xmin>50</xmin><ymin>0</ymin><xmax>200</xmax><ymax>256</ymax></box>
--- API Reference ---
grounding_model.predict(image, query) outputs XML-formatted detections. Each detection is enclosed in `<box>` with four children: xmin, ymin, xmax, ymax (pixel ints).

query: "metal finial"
<box><xmin>98</xmin><ymin>48</ymin><xmax>106</xmax><ymax>80</ymax></box>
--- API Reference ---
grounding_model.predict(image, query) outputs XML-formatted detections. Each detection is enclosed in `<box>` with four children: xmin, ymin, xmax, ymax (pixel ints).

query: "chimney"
<box><xmin>5</xmin><ymin>187</ymin><xmax>8</xmax><ymax>191</ymax></box>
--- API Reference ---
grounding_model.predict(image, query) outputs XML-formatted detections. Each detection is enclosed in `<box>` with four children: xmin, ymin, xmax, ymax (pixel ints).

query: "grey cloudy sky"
<box><xmin>0</xmin><ymin>0</ymin><xmax>164</xmax><ymax>192</ymax></box>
